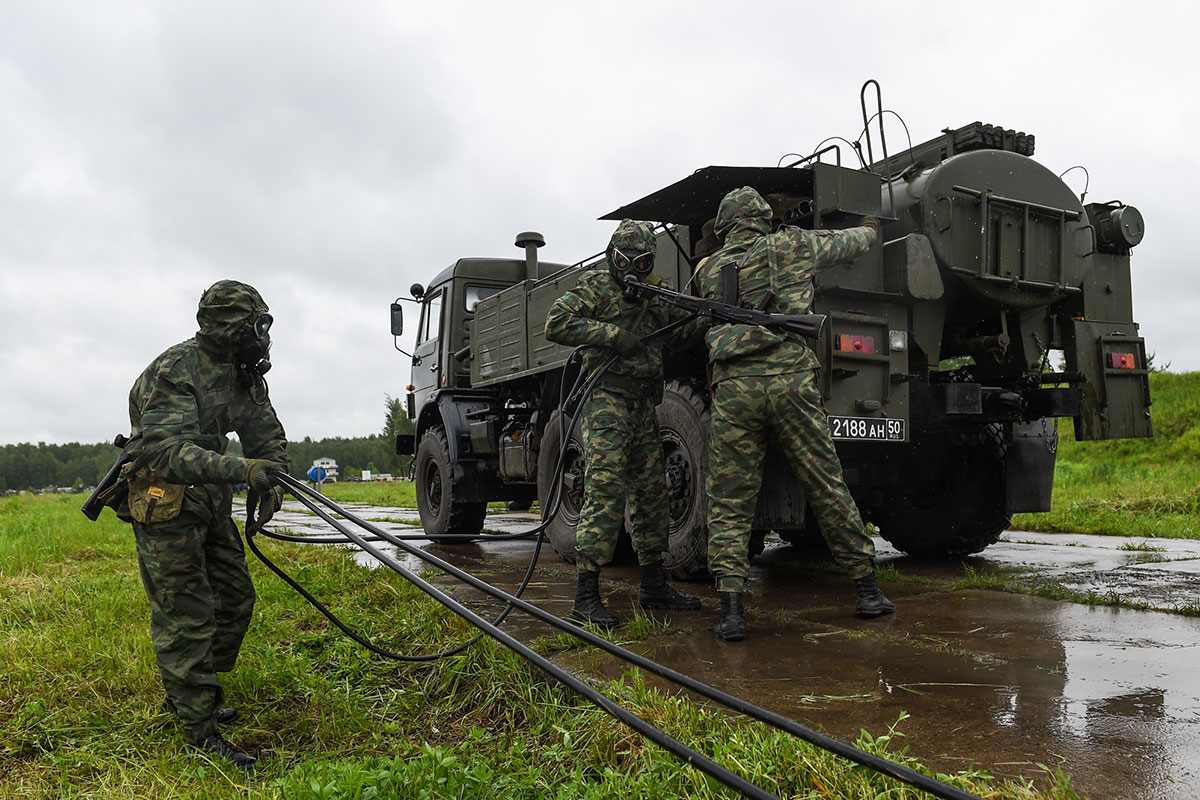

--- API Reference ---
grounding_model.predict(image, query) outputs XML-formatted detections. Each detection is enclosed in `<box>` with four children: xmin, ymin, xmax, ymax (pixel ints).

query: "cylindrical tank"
<box><xmin>884</xmin><ymin>150</ymin><xmax>1092</xmax><ymax>310</ymax></box>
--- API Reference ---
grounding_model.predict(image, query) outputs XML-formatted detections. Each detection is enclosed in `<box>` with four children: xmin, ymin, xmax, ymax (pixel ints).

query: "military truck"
<box><xmin>392</xmin><ymin>117</ymin><xmax>1150</xmax><ymax>577</ymax></box>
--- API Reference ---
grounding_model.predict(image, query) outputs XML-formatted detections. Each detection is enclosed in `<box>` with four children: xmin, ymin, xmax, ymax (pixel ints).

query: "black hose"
<box><xmin>268</xmin><ymin>475</ymin><xmax>783</xmax><ymax>800</ymax></box>
<box><xmin>274</xmin><ymin>473</ymin><xmax>982</xmax><ymax>800</ymax></box>
<box><xmin>246</xmin><ymin>504</ymin><xmax>549</xmax><ymax>662</ymax></box>
<box><xmin>238</xmin><ymin>345</ymin><xmax>597</xmax><ymax>660</ymax></box>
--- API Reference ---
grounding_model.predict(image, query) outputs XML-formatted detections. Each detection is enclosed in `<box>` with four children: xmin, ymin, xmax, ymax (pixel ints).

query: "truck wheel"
<box><xmin>657</xmin><ymin>380</ymin><xmax>711</xmax><ymax>580</ymax></box>
<box><xmin>868</xmin><ymin>423</ymin><xmax>1011</xmax><ymax>557</ymax></box>
<box><xmin>414</xmin><ymin>426</ymin><xmax>486</xmax><ymax>542</ymax></box>
<box><xmin>537</xmin><ymin>410</ymin><xmax>587</xmax><ymax>562</ymax></box>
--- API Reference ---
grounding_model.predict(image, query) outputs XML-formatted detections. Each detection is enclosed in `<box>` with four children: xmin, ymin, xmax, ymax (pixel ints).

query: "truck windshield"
<box><xmin>464</xmin><ymin>284</ymin><xmax>503</xmax><ymax>312</ymax></box>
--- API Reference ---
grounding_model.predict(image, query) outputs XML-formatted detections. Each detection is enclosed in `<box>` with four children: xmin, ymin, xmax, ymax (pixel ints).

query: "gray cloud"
<box><xmin>1</xmin><ymin>0</ymin><xmax>1196</xmax><ymax>445</ymax></box>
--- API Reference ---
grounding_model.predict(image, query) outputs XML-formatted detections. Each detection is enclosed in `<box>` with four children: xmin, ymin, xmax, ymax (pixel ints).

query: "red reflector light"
<box><xmin>1108</xmin><ymin>352</ymin><xmax>1135</xmax><ymax>369</ymax></box>
<box><xmin>836</xmin><ymin>334</ymin><xmax>876</xmax><ymax>354</ymax></box>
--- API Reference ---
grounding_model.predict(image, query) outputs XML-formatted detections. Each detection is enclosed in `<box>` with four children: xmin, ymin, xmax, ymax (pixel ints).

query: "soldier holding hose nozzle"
<box><xmin>545</xmin><ymin>220</ymin><xmax>706</xmax><ymax>628</ymax></box>
<box><xmin>114</xmin><ymin>280</ymin><xmax>288</xmax><ymax>768</ymax></box>
<box><xmin>696</xmin><ymin>187</ymin><xmax>895</xmax><ymax>641</ymax></box>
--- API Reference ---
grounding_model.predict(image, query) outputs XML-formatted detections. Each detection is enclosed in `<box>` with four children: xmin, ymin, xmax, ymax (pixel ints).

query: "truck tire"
<box><xmin>867</xmin><ymin>423</ymin><xmax>1010</xmax><ymax>557</ymax></box>
<box><xmin>537</xmin><ymin>410</ymin><xmax>587</xmax><ymax>562</ymax></box>
<box><xmin>414</xmin><ymin>426</ymin><xmax>486</xmax><ymax>542</ymax></box>
<box><xmin>656</xmin><ymin>380</ymin><xmax>711</xmax><ymax>580</ymax></box>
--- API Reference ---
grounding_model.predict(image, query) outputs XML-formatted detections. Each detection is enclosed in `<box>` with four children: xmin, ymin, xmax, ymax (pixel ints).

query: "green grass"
<box><xmin>306</xmin><ymin>480</ymin><xmax>418</xmax><ymax>507</ymax></box>
<box><xmin>1013</xmin><ymin>371</ymin><xmax>1200</xmax><ymax>539</ymax></box>
<box><xmin>0</xmin><ymin>494</ymin><xmax>1078</xmax><ymax>799</ymax></box>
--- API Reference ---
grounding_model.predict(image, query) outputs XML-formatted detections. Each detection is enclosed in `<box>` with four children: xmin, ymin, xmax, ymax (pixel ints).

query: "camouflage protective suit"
<box><xmin>697</xmin><ymin>187</ymin><xmax>877</xmax><ymax>593</ymax></box>
<box><xmin>544</xmin><ymin>220</ymin><xmax>701</xmax><ymax>572</ymax></box>
<box><xmin>120</xmin><ymin>280</ymin><xmax>287</xmax><ymax>745</ymax></box>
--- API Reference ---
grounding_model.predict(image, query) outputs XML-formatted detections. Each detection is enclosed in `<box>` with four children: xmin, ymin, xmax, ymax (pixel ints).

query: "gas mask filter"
<box><xmin>236</xmin><ymin>313</ymin><xmax>273</xmax><ymax>386</ymax></box>
<box><xmin>612</xmin><ymin>248</ymin><xmax>655</xmax><ymax>299</ymax></box>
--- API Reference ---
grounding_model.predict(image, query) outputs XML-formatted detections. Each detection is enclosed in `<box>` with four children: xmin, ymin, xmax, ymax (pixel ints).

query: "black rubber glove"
<box><xmin>613</xmin><ymin>330</ymin><xmax>646</xmax><ymax>358</ymax></box>
<box><xmin>244</xmin><ymin>459</ymin><xmax>286</xmax><ymax>532</ymax></box>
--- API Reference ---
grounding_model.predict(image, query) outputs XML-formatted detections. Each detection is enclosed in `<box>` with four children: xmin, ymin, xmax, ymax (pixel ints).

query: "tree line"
<box><xmin>0</xmin><ymin>396</ymin><xmax>414</xmax><ymax>493</ymax></box>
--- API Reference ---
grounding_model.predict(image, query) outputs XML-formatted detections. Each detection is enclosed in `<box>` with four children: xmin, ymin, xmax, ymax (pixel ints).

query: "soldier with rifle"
<box><xmin>545</xmin><ymin>219</ymin><xmax>706</xmax><ymax>629</ymax></box>
<box><xmin>691</xmin><ymin>186</ymin><xmax>895</xmax><ymax>641</ymax></box>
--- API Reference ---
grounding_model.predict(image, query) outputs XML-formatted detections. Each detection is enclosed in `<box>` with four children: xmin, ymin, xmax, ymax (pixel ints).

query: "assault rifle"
<box><xmin>624</xmin><ymin>277</ymin><xmax>827</xmax><ymax>339</ymax></box>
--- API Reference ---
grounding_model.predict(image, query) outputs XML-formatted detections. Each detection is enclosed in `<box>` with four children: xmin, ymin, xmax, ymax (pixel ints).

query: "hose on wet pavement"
<box><xmin>244</xmin><ymin>470</ymin><xmax>984</xmax><ymax>800</ymax></box>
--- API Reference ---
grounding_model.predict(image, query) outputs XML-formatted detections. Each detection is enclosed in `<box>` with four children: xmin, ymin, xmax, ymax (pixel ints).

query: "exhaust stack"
<box><xmin>514</xmin><ymin>231</ymin><xmax>545</xmax><ymax>281</ymax></box>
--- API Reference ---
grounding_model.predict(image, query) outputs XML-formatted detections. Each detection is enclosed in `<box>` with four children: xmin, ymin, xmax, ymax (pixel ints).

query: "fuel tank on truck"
<box><xmin>886</xmin><ymin>148</ymin><xmax>1094</xmax><ymax>310</ymax></box>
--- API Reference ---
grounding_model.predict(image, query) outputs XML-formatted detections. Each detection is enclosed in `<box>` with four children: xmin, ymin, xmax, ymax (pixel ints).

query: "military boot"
<box><xmin>569</xmin><ymin>570</ymin><xmax>619</xmax><ymax>629</ymax></box>
<box><xmin>713</xmin><ymin>591</ymin><xmax>746</xmax><ymax>642</ymax></box>
<box><xmin>192</xmin><ymin>734</ymin><xmax>257</xmax><ymax>770</ymax></box>
<box><xmin>855</xmin><ymin>573</ymin><xmax>897</xmax><ymax>618</ymax></box>
<box><xmin>638</xmin><ymin>560</ymin><xmax>701</xmax><ymax>610</ymax></box>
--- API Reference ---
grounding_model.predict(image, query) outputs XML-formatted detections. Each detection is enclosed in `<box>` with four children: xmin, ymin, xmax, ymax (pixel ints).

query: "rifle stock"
<box><xmin>81</xmin><ymin>434</ymin><xmax>136</xmax><ymax>521</ymax></box>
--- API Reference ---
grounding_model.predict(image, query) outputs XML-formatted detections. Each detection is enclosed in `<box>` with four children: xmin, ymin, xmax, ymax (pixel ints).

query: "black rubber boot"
<box><xmin>163</xmin><ymin>699</ymin><xmax>239</xmax><ymax>726</ymax></box>
<box><xmin>569</xmin><ymin>570</ymin><xmax>619</xmax><ymax>629</ymax></box>
<box><xmin>713</xmin><ymin>591</ymin><xmax>746</xmax><ymax>642</ymax></box>
<box><xmin>192</xmin><ymin>734</ymin><xmax>257</xmax><ymax>770</ymax></box>
<box><xmin>855</xmin><ymin>573</ymin><xmax>897</xmax><ymax>618</ymax></box>
<box><xmin>638</xmin><ymin>560</ymin><xmax>701</xmax><ymax>610</ymax></box>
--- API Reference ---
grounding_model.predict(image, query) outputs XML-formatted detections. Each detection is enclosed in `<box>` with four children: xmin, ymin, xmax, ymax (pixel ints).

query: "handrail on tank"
<box><xmin>780</xmin><ymin>143</ymin><xmax>842</xmax><ymax>170</ymax></box>
<box><xmin>860</xmin><ymin>79</ymin><xmax>896</xmax><ymax>217</ymax></box>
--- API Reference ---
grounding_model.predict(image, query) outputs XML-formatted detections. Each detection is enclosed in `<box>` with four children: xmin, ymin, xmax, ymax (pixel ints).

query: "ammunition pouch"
<box><xmin>127</xmin><ymin>468</ymin><xmax>186</xmax><ymax>525</ymax></box>
<box><xmin>705</xmin><ymin>323</ymin><xmax>786</xmax><ymax>362</ymax></box>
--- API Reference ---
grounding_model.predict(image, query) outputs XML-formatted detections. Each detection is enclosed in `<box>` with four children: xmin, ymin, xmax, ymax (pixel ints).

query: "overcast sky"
<box><xmin>2</xmin><ymin>1</ymin><xmax>1196</xmax><ymax>446</ymax></box>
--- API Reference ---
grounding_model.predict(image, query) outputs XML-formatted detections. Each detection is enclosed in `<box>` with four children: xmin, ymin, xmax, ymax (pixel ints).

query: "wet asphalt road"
<box><xmin>253</xmin><ymin>500</ymin><xmax>1200</xmax><ymax>800</ymax></box>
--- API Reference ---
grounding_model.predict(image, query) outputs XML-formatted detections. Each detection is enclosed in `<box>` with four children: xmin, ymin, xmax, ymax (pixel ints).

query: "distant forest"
<box><xmin>1</xmin><ymin>397</ymin><xmax>414</xmax><ymax>493</ymax></box>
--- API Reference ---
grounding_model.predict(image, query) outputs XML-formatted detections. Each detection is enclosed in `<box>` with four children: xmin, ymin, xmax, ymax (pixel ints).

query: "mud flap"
<box><xmin>1005</xmin><ymin>419</ymin><xmax>1057</xmax><ymax>513</ymax></box>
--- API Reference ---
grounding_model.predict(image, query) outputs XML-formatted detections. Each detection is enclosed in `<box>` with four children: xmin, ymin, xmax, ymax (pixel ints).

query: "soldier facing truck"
<box><xmin>693</xmin><ymin>187</ymin><xmax>896</xmax><ymax>641</ymax></box>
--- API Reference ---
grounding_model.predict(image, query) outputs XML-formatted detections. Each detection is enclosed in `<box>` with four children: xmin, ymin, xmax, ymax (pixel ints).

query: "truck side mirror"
<box><xmin>390</xmin><ymin>302</ymin><xmax>404</xmax><ymax>336</ymax></box>
<box><xmin>410</xmin><ymin>283</ymin><xmax>426</xmax><ymax>300</ymax></box>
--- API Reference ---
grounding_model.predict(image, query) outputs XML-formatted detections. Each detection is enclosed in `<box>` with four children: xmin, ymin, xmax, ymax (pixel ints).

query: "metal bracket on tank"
<box><xmin>949</xmin><ymin>184</ymin><xmax>1084</xmax><ymax>295</ymax></box>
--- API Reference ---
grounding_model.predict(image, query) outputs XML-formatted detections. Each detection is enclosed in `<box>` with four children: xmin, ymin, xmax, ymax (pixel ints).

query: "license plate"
<box><xmin>828</xmin><ymin>415</ymin><xmax>905</xmax><ymax>441</ymax></box>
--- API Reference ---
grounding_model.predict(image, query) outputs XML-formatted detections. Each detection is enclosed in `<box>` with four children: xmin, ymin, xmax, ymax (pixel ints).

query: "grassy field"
<box><xmin>1013</xmin><ymin>371</ymin><xmax>1200</xmax><ymax>538</ymax></box>
<box><xmin>5</xmin><ymin>375</ymin><xmax>1181</xmax><ymax>797</ymax></box>
<box><xmin>0</xmin><ymin>494</ymin><xmax>1079</xmax><ymax>799</ymax></box>
<box><xmin>311</xmin><ymin>480</ymin><xmax>418</xmax><ymax>508</ymax></box>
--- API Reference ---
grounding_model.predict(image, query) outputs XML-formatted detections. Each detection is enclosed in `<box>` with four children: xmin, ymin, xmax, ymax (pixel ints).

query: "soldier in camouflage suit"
<box><xmin>545</xmin><ymin>219</ymin><xmax>704</xmax><ymax>628</ymax></box>
<box><xmin>119</xmin><ymin>280</ymin><xmax>288</xmax><ymax>768</ymax></box>
<box><xmin>697</xmin><ymin>187</ymin><xmax>895</xmax><ymax>641</ymax></box>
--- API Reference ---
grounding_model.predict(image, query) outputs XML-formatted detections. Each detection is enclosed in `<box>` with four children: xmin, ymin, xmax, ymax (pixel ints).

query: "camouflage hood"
<box><xmin>607</xmin><ymin>219</ymin><xmax>656</xmax><ymax>263</ymax></box>
<box><xmin>714</xmin><ymin>186</ymin><xmax>772</xmax><ymax>243</ymax></box>
<box><xmin>195</xmin><ymin>280</ymin><xmax>269</xmax><ymax>356</ymax></box>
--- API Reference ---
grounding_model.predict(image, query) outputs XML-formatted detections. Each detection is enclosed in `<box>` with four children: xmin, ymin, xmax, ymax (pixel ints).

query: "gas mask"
<box><xmin>611</xmin><ymin>248</ymin><xmax>655</xmax><ymax>300</ymax></box>
<box><xmin>236</xmin><ymin>313</ymin><xmax>273</xmax><ymax>388</ymax></box>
